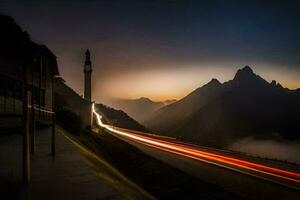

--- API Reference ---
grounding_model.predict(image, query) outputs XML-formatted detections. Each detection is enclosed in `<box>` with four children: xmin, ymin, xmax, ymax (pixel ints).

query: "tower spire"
<box><xmin>83</xmin><ymin>49</ymin><xmax>93</xmax><ymax>127</ymax></box>
<box><xmin>84</xmin><ymin>49</ymin><xmax>92</xmax><ymax>101</ymax></box>
<box><xmin>85</xmin><ymin>49</ymin><xmax>91</xmax><ymax>65</ymax></box>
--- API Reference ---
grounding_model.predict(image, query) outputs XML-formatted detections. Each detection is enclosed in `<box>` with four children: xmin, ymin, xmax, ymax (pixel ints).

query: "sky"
<box><xmin>1</xmin><ymin>0</ymin><xmax>300</xmax><ymax>104</ymax></box>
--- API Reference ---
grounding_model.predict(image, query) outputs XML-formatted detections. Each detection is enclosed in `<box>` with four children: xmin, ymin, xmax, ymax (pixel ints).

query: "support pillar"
<box><xmin>51</xmin><ymin>113</ymin><xmax>56</xmax><ymax>156</ymax></box>
<box><xmin>22</xmin><ymin>81</ymin><xmax>30</xmax><ymax>184</ymax></box>
<box><xmin>30</xmin><ymin>98</ymin><xmax>36</xmax><ymax>154</ymax></box>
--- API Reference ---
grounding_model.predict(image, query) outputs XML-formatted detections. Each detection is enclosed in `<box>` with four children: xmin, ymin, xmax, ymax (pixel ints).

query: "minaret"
<box><xmin>84</xmin><ymin>49</ymin><xmax>92</xmax><ymax>101</ymax></box>
<box><xmin>84</xmin><ymin>49</ymin><xmax>93</xmax><ymax>127</ymax></box>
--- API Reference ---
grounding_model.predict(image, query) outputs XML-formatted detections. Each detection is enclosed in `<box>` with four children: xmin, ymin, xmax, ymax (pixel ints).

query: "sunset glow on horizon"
<box><xmin>3</xmin><ymin>1</ymin><xmax>300</xmax><ymax>103</ymax></box>
<box><xmin>93</xmin><ymin>64</ymin><xmax>300</xmax><ymax>103</ymax></box>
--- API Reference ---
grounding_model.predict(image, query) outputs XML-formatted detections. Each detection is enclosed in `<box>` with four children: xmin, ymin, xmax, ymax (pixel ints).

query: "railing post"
<box><xmin>4</xmin><ymin>78</ymin><xmax>7</xmax><ymax>113</ymax></box>
<box><xmin>51</xmin><ymin>113</ymin><xmax>56</xmax><ymax>156</ymax></box>
<box><xmin>13</xmin><ymin>82</ymin><xmax>16</xmax><ymax>113</ymax></box>
<box><xmin>30</xmin><ymin>100</ymin><xmax>36</xmax><ymax>155</ymax></box>
<box><xmin>22</xmin><ymin>80</ymin><xmax>30</xmax><ymax>184</ymax></box>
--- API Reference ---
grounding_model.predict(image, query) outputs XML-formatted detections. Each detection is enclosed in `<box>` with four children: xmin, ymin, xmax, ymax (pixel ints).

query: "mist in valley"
<box><xmin>228</xmin><ymin>137</ymin><xmax>300</xmax><ymax>164</ymax></box>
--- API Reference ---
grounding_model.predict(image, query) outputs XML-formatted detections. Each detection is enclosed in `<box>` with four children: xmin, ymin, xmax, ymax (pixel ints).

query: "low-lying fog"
<box><xmin>228</xmin><ymin>138</ymin><xmax>300</xmax><ymax>164</ymax></box>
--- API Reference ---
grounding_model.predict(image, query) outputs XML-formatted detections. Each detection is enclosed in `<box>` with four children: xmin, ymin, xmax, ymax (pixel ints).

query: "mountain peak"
<box><xmin>232</xmin><ymin>66</ymin><xmax>271</xmax><ymax>88</ymax></box>
<box><xmin>138</xmin><ymin>97</ymin><xmax>153</xmax><ymax>102</ymax></box>
<box><xmin>235</xmin><ymin>65</ymin><xmax>254</xmax><ymax>76</ymax></box>
<box><xmin>242</xmin><ymin>65</ymin><xmax>253</xmax><ymax>73</ymax></box>
<box><xmin>202</xmin><ymin>78</ymin><xmax>222</xmax><ymax>90</ymax></box>
<box><xmin>270</xmin><ymin>80</ymin><xmax>277</xmax><ymax>88</ymax></box>
<box><xmin>210</xmin><ymin>78</ymin><xmax>221</xmax><ymax>84</ymax></box>
<box><xmin>233</xmin><ymin>65</ymin><xmax>257</xmax><ymax>81</ymax></box>
<box><xmin>207</xmin><ymin>78</ymin><xmax>221</xmax><ymax>86</ymax></box>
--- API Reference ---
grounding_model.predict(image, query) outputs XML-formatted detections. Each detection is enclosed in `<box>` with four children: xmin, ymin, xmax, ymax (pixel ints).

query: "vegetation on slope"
<box><xmin>95</xmin><ymin>103</ymin><xmax>146</xmax><ymax>132</ymax></box>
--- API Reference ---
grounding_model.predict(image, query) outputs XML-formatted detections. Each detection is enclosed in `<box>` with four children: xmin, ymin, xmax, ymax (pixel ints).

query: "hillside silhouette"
<box><xmin>145</xmin><ymin>66</ymin><xmax>300</xmax><ymax>147</ymax></box>
<box><xmin>95</xmin><ymin>103</ymin><xmax>146</xmax><ymax>132</ymax></box>
<box><xmin>0</xmin><ymin>14</ymin><xmax>31</xmax><ymax>57</ymax></box>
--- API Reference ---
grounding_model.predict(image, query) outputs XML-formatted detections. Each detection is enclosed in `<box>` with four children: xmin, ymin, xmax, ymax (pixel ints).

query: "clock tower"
<box><xmin>84</xmin><ymin>49</ymin><xmax>92</xmax><ymax>101</ymax></box>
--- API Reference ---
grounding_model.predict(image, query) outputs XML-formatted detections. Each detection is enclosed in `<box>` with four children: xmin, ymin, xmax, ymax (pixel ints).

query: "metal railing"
<box><xmin>28</xmin><ymin>104</ymin><xmax>54</xmax><ymax>122</ymax></box>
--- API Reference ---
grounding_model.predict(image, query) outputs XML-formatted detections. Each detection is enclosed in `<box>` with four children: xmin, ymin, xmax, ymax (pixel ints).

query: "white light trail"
<box><xmin>92</xmin><ymin>103</ymin><xmax>300</xmax><ymax>188</ymax></box>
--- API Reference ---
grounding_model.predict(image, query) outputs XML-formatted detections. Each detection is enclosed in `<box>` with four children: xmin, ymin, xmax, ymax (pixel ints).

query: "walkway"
<box><xmin>0</xmin><ymin>127</ymin><xmax>121</xmax><ymax>200</ymax></box>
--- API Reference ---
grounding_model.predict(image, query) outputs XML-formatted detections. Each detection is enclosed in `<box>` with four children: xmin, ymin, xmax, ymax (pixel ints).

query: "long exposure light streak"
<box><xmin>92</xmin><ymin>104</ymin><xmax>300</xmax><ymax>189</ymax></box>
<box><xmin>114</xmin><ymin>127</ymin><xmax>300</xmax><ymax>180</ymax></box>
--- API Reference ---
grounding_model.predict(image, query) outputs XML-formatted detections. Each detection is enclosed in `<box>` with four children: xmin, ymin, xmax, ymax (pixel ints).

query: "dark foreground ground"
<box><xmin>68</xmin><ymin>127</ymin><xmax>243</xmax><ymax>199</ymax></box>
<box><xmin>0</xmin><ymin>127</ymin><xmax>122</xmax><ymax>200</ymax></box>
<box><xmin>2</xmin><ymin>125</ymin><xmax>299</xmax><ymax>199</ymax></box>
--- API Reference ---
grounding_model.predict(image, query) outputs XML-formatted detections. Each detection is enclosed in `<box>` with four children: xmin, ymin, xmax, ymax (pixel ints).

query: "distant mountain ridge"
<box><xmin>108</xmin><ymin>97</ymin><xmax>176</xmax><ymax>123</ymax></box>
<box><xmin>144</xmin><ymin>78</ymin><xmax>226</xmax><ymax>133</ymax></box>
<box><xmin>144</xmin><ymin>66</ymin><xmax>300</xmax><ymax>147</ymax></box>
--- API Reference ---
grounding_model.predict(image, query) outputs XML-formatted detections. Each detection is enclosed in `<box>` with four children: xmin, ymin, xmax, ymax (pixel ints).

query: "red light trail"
<box><xmin>92</xmin><ymin>104</ymin><xmax>300</xmax><ymax>190</ymax></box>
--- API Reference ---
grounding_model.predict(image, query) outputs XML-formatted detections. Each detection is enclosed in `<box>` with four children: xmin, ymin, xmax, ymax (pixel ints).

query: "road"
<box><xmin>93</xmin><ymin>104</ymin><xmax>300</xmax><ymax>199</ymax></box>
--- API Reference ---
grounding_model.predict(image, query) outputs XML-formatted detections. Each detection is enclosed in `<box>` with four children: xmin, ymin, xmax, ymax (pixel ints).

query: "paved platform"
<box><xmin>0</xmin><ymin>127</ymin><xmax>121</xmax><ymax>200</ymax></box>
